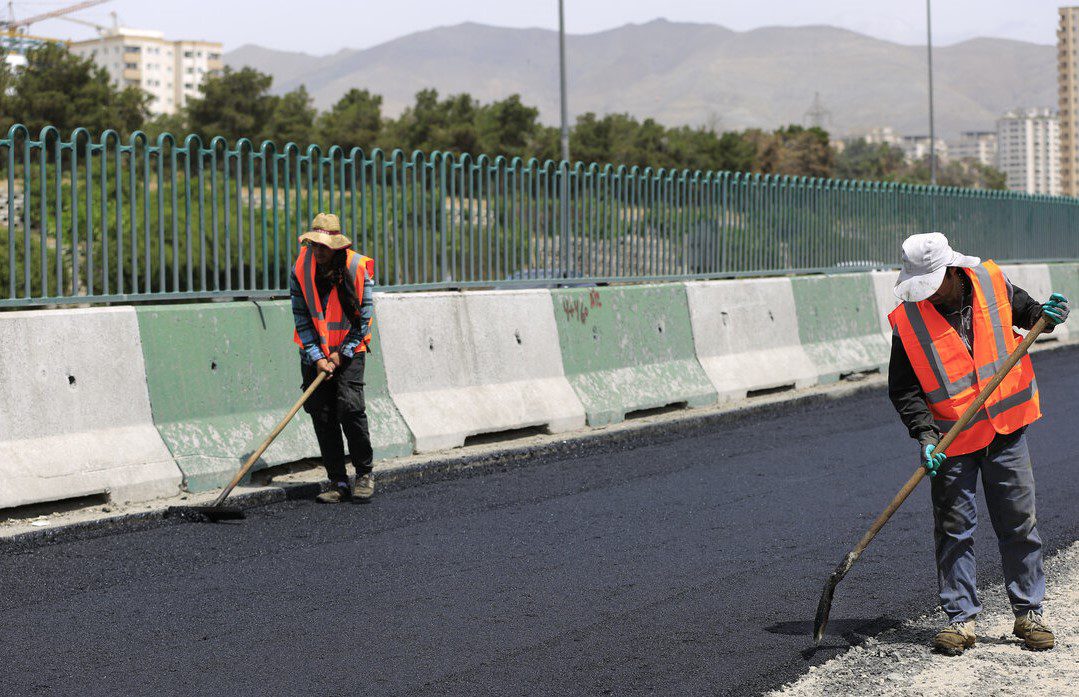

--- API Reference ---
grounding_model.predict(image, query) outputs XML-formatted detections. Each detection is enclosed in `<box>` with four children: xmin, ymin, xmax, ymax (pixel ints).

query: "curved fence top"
<box><xmin>1</xmin><ymin>124</ymin><xmax>1077</xmax><ymax>308</ymax></box>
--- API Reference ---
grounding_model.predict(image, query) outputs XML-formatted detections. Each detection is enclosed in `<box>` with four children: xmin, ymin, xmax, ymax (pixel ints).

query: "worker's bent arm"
<box><xmin>1009</xmin><ymin>282</ymin><xmax>1055</xmax><ymax>333</ymax></box>
<box><xmin>340</xmin><ymin>273</ymin><xmax>376</xmax><ymax>358</ymax></box>
<box><xmin>290</xmin><ymin>269</ymin><xmax>325</xmax><ymax>362</ymax></box>
<box><xmin>888</xmin><ymin>334</ymin><xmax>940</xmax><ymax>446</ymax></box>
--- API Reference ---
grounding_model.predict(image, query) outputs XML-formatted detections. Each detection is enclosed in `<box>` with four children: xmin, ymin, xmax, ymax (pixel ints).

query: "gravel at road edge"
<box><xmin>771</xmin><ymin>540</ymin><xmax>1079</xmax><ymax>696</ymax></box>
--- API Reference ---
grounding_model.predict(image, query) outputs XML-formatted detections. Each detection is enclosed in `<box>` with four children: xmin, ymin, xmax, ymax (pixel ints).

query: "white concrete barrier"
<box><xmin>0</xmin><ymin>308</ymin><xmax>181</xmax><ymax>510</ymax></box>
<box><xmin>870</xmin><ymin>270</ymin><xmax>901</xmax><ymax>343</ymax></box>
<box><xmin>377</xmin><ymin>290</ymin><xmax>586</xmax><ymax>452</ymax></box>
<box><xmin>999</xmin><ymin>264</ymin><xmax>1065</xmax><ymax>343</ymax></box>
<box><xmin>685</xmin><ymin>278</ymin><xmax>817</xmax><ymax>401</ymax></box>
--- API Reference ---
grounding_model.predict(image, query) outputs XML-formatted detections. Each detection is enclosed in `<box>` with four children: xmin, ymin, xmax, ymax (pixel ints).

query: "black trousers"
<box><xmin>300</xmin><ymin>354</ymin><xmax>374</xmax><ymax>485</ymax></box>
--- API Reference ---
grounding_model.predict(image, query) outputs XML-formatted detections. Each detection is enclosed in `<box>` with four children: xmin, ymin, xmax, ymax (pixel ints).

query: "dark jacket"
<box><xmin>887</xmin><ymin>274</ymin><xmax>1049</xmax><ymax>446</ymax></box>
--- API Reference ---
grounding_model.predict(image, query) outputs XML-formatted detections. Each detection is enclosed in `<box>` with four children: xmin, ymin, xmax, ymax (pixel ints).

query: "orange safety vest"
<box><xmin>292</xmin><ymin>246</ymin><xmax>375</xmax><ymax>357</ymax></box>
<box><xmin>888</xmin><ymin>260</ymin><xmax>1040</xmax><ymax>456</ymax></box>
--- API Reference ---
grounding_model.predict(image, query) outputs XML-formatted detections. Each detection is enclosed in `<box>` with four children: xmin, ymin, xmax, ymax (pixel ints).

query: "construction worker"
<box><xmin>291</xmin><ymin>212</ymin><xmax>377</xmax><ymax>503</ymax></box>
<box><xmin>887</xmin><ymin>232</ymin><xmax>1069</xmax><ymax>656</ymax></box>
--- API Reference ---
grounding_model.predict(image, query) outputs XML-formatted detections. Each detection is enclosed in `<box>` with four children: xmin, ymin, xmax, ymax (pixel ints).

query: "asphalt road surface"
<box><xmin>3</xmin><ymin>346</ymin><xmax>1078</xmax><ymax>697</ymax></box>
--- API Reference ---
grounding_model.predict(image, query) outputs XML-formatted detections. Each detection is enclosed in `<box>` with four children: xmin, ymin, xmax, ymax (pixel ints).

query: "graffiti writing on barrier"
<box><xmin>563</xmin><ymin>290</ymin><xmax>604</xmax><ymax>324</ymax></box>
<box><xmin>562</xmin><ymin>297</ymin><xmax>589</xmax><ymax>323</ymax></box>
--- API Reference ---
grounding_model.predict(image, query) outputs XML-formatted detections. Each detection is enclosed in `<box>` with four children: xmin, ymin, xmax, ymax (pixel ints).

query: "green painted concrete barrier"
<box><xmin>136</xmin><ymin>301</ymin><xmax>412</xmax><ymax>492</ymax></box>
<box><xmin>1048</xmin><ymin>263</ymin><xmax>1079</xmax><ymax>304</ymax></box>
<box><xmin>552</xmin><ymin>284</ymin><xmax>716</xmax><ymax>426</ymax></box>
<box><xmin>791</xmin><ymin>274</ymin><xmax>890</xmax><ymax>384</ymax></box>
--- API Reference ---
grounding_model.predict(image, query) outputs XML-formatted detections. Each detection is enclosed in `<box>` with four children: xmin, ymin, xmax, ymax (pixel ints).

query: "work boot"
<box><xmin>316</xmin><ymin>482</ymin><xmax>351</xmax><ymax>504</ymax></box>
<box><xmin>353</xmin><ymin>473</ymin><xmax>375</xmax><ymax>501</ymax></box>
<box><xmin>1013</xmin><ymin>611</ymin><xmax>1055</xmax><ymax>650</ymax></box>
<box><xmin>932</xmin><ymin>620</ymin><xmax>976</xmax><ymax>656</ymax></box>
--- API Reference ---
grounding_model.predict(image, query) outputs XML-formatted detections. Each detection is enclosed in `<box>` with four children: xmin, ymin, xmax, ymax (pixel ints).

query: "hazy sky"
<box><xmin>19</xmin><ymin>0</ymin><xmax>1068</xmax><ymax>54</ymax></box>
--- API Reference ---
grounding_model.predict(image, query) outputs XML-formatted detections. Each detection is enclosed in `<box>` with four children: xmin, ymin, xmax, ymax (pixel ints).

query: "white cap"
<box><xmin>894</xmin><ymin>232</ymin><xmax>981</xmax><ymax>302</ymax></box>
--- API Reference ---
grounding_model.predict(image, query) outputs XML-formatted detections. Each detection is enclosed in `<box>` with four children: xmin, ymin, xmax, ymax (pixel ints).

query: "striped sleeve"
<box><xmin>291</xmin><ymin>269</ymin><xmax>325</xmax><ymax>362</ymax></box>
<box><xmin>341</xmin><ymin>274</ymin><xmax>375</xmax><ymax>358</ymax></box>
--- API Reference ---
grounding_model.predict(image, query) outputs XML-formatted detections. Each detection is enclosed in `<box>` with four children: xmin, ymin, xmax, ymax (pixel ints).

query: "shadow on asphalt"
<box><xmin>766</xmin><ymin>616</ymin><xmax>902</xmax><ymax>660</ymax></box>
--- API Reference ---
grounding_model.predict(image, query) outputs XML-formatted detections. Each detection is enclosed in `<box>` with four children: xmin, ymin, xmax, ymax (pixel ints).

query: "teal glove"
<box><xmin>923</xmin><ymin>444</ymin><xmax>946</xmax><ymax>477</ymax></box>
<box><xmin>1042</xmin><ymin>292</ymin><xmax>1069</xmax><ymax>326</ymax></box>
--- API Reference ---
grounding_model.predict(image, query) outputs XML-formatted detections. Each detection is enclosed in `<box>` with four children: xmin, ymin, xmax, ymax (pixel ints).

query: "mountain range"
<box><xmin>223</xmin><ymin>20</ymin><xmax>1057</xmax><ymax>140</ymax></box>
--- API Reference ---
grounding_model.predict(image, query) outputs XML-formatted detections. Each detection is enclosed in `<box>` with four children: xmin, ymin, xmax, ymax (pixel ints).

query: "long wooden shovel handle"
<box><xmin>210</xmin><ymin>370</ymin><xmax>329</xmax><ymax>507</ymax></box>
<box><xmin>814</xmin><ymin>315</ymin><xmax>1049</xmax><ymax>642</ymax></box>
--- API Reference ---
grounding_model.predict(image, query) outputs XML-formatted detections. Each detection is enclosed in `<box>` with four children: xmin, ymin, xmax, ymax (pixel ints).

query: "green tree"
<box><xmin>10</xmin><ymin>43</ymin><xmax>149</xmax><ymax>137</ymax></box>
<box><xmin>265</xmin><ymin>85</ymin><xmax>316</xmax><ymax>147</ymax></box>
<box><xmin>186</xmin><ymin>66</ymin><xmax>276</xmax><ymax>142</ymax></box>
<box><xmin>759</xmin><ymin>125</ymin><xmax>834</xmax><ymax>178</ymax></box>
<box><xmin>834</xmin><ymin>139</ymin><xmax>906</xmax><ymax>180</ymax></box>
<box><xmin>317</xmin><ymin>88</ymin><xmax>383</xmax><ymax>153</ymax></box>
<box><xmin>476</xmin><ymin>94</ymin><xmax>541</xmax><ymax>159</ymax></box>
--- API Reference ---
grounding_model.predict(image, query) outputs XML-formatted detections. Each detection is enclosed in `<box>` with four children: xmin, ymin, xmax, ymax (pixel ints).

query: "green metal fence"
<box><xmin>2</xmin><ymin>123</ymin><xmax>1078</xmax><ymax>307</ymax></box>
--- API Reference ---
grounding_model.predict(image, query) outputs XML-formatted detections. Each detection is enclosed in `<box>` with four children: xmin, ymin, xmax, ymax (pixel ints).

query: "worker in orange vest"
<box><xmin>888</xmin><ymin>233</ymin><xmax>1069</xmax><ymax>656</ymax></box>
<box><xmin>291</xmin><ymin>213</ymin><xmax>377</xmax><ymax>503</ymax></box>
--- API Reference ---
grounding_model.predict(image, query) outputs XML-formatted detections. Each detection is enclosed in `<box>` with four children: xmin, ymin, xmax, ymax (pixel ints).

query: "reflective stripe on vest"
<box><xmin>887</xmin><ymin>260</ymin><xmax>1041</xmax><ymax>456</ymax></box>
<box><xmin>292</xmin><ymin>246</ymin><xmax>374</xmax><ymax>356</ymax></box>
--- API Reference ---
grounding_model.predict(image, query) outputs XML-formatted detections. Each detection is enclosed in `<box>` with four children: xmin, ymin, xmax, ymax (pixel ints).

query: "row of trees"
<box><xmin>0</xmin><ymin>44</ymin><xmax>1005</xmax><ymax>188</ymax></box>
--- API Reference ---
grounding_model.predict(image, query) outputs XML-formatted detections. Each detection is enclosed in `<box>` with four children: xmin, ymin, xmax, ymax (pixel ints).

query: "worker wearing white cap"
<box><xmin>887</xmin><ymin>232</ymin><xmax>1069</xmax><ymax>656</ymax></box>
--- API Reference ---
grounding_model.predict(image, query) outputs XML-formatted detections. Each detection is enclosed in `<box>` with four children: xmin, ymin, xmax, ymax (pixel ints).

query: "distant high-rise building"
<box><xmin>70</xmin><ymin>27</ymin><xmax>222</xmax><ymax>115</ymax></box>
<box><xmin>1059</xmin><ymin>7</ymin><xmax>1079</xmax><ymax>196</ymax></box>
<box><xmin>949</xmin><ymin>131</ymin><xmax>998</xmax><ymax>168</ymax></box>
<box><xmin>996</xmin><ymin>108</ymin><xmax>1060</xmax><ymax>195</ymax></box>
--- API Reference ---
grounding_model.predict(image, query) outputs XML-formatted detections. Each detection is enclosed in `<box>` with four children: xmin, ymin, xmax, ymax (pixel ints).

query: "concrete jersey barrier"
<box><xmin>0</xmin><ymin>307</ymin><xmax>180</xmax><ymax>509</ymax></box>
<box><xmin>377</xmin><ymin>290</ymin><xmax>585</xmax><ymax>453</ymax></box>
<box><xmin>685</xmin><ymin>278</ymin><xmax>817</xmax><ymax>401</ymax></box>
<box><xmin>552</xmin><ymin>284</ymin><xmax>716</xmax><ymax>426</ymax></box>
<box><xmin>136</xmin><ymin>301</ymin><xmax>412</xmax><ymax>492</ymax></box>
<box><xmin>1047</xmin><ymin>263</ymin><xmax>1079</xmax><ymax>343</ymax></box>
<box><xmin>791</xmin><ymin>274</ymin><xmax>891</xmax><ymax>383</ymax></box>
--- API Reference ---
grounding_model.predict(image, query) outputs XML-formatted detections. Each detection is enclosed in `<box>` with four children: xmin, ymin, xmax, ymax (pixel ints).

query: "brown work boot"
<box><xmin>316</xmin><ymin>483</ymin><xmax>351</xmax><ymax>504</ymax></box>
<box><xmin>353</xmin><ymin>473</ymin><xmax>375</xmax><ymax>501</ymax></box>
<box><xmin>932</xmin><ymin>620</ymin><xmax>976</xmax><ymax>656</ymax></box>
<box><xmin>1013</xmin><ymin>611</ymin><xmax>1055</xmax><ymax>650</ymax></box>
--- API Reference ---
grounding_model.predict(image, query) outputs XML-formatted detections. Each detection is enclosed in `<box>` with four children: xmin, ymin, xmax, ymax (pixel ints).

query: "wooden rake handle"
<box><xmin>211</xmin><ymin>370</ymin><xmax>329</xmax><ymax>508</ymax></box>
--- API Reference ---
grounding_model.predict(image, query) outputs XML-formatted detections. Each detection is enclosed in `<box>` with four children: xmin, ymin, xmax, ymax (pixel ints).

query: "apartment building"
<box><xmin>1059</xmin><ymin>7</ymin><xmax>1079</xmax><ymax>196</ymax></box>
<box><xmin>949</xmin><ymin>131</ymin><xmax>998</xmax><ymax>168</ymax></box>
<box><xmin>70</xmin><ymin>27</ymin><xmax>222</xmax><ymax>115</ymax></box>
<box><xmin>899</xmin><ymin>135</ymin><xmax>948</xmax><ymax>164</ymax></box>
<box><xmin>996</xmin><ymin>108</ymin><xmax>1060</xmax><ymax>195</ymax></box>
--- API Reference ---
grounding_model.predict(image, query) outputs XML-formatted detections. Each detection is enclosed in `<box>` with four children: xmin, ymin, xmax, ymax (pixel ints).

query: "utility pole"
<box><xmin>558</xmin><ymin>0</ymin><xmax>570</xmax><ymax>274</ymax></box>
<box><xmin>926</xmin><ymin>0</ymin><xmax>937</xmax><ymax>187</ymax></box>
<box><xmin>558</xmin><ymin>0</ymin><xmax>570</xmax><ymax>163</ymax></box>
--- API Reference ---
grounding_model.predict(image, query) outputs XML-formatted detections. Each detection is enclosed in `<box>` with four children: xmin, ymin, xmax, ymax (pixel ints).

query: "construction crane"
<box><xmin>2</xmin><ymin>0</ymin><xmax>111</xmax><ymax>35</ymax></box>
<box><xmin>56</xmin><ymin>10</ymin><xmax>119</xmax><ymax>36</ymax></box>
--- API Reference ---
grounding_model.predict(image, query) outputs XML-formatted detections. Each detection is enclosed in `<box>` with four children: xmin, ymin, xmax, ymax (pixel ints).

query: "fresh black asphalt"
<box><xmin>2</xmin><ymin>346</ymin><xmax>1078</xmax><ymax>697</ymax></box>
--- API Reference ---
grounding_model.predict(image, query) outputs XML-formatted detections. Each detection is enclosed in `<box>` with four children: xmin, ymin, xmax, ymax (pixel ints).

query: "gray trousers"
<box><xmin>930</xmin><ymin>429</ymin><xmax>1045</xmax><ymax>622</ymax></box>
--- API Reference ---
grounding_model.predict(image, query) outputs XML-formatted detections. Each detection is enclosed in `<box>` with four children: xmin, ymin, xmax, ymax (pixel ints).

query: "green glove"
<box><xmin>1041</xmin><ymin>292</ymin><xmax>1070</xmax><ymax>326</ymax></box>
<box><xmin>923</xmin><ymin>444</ymin><xmax>946</xmax><ymax>477</ymax></box>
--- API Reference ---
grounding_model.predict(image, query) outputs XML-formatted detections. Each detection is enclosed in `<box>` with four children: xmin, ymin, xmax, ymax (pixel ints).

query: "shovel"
<box><xmin>812</xmin><ymin>316</ymin><xmax>1048</xmax><ymax>643</ymax></box>
<box><xmin>166</xmin><ymin>370</ymin><xmax>329</xmax><ymax>523</ymax></box>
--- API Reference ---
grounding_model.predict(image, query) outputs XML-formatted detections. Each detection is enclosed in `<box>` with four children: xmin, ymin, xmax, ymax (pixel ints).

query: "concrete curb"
<box><xmin>0</xmin><ymin>369</ymin><xmax>898</xmax><ymax>550</ymax></box>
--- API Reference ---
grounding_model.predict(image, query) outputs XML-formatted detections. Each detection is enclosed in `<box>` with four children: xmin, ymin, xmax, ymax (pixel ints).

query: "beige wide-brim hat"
<box><xmin>298</xmin><ymin>212</ymin><xmax>352</xmax><ymax>250</ymax></box>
